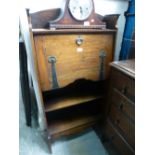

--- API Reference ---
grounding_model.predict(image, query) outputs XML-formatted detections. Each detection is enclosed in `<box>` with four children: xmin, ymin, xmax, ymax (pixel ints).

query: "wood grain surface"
<box><xmin>45</xmin><ymin>95</ymin><xmax>102</xmax><ymax>112</ymax></box>
<box><xmin>34</xmin><ymin>34</ymin><xmax>114</xmax><ymax>91</ymax></box>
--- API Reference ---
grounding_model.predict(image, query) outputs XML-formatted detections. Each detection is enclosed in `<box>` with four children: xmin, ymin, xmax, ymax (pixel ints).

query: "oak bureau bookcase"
<box><xmin>28</xmin><ymin>0</ymin><xmax>118</xmax><ymax>152</ymax></box>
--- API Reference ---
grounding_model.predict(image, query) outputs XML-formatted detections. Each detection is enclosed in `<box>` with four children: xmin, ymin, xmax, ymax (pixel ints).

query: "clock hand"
<box><xmin>80</xmin><ymin>6</ymin><xmax>83</xmax><ymax>16</ymax></box>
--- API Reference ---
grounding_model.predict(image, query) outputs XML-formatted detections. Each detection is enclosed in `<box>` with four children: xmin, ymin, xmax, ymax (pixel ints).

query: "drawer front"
<box><xmin>111</xmin><ymin>88</ymin><xmax>135</xmax><ymax>121</ymax></box>
<box><xmin>109</xmin><ymin>104</ymin><xmax>135</xmax><ymax>148</ymax></box>
<box><xmin>34</xmin><ymin>34</ymin><xmax>114</xmax><ymax>91</ymax></box>
<box><xmin>110</xmin><ymin>68</ymin><xmax>135</xmax><ymax>102</ymax></box>
<box><xmin>104</xmin><ymin>119</ymin><xmax>134</xmax><ymax>155</ymax></box>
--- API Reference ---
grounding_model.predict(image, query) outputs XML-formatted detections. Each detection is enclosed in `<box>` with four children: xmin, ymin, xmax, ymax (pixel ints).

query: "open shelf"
<box><xmin>48</xmin><ymin>113</ymin><xmax>101</xmax><ymax>138</ymax></box>
<box><xmin>46</xmin><ymin>101</ymin><xmax>102</xmax><ymax>139</ymax></box>
<box><xmin>42</xmin><ymin>80</ymin><xmax>106</xmax><ymax>140</ymax></box>
<box><xmin>45</xmin><ymin>95</ymin><xmax>103</xmax><ymax>112</ymax></box>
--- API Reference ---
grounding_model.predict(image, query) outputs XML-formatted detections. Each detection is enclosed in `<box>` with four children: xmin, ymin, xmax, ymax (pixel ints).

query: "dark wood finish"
<box><xmin>102</xmin><ymin>59</ymin><xmax>135</xmax><ymax>155</ymax></box>
<box><xmin>32</xmin><ymin>28</ymin><xmax>116</xmax><ymax>35</ymax></box>
<box><xmin>50</xmin><ymin>121</ymin><xmax>96</xmax><ymax>140</ymax></box>
<box><xmin>19</xmin><ymin>42</ymin><xmax>31</xmax><ymax>126</ymax></box>
<box><xmin>48</xmin><ymin>114</ymin><xmax>101</xmax><ymax>139</ymax></box>
<box><xmin>97</xmin><ymin>14</ymin><xmax>120</xmax><ymax>29</ymax></box>
<box><xmin>111</xmin><ymin>88</ymin><xmax>135</xmax><ymax>121</ymax></box>
<box><xmin>103</xmin><ymin>119</ymin><xmax>134</xmax><ymax>155</ymax></box>
<box><xmin>46</xmin><ymin>100</ymin><xmax>103</xmax><ymax>140</ymax></box>
<box><xmin>48</xmin><ymin>25</ymin><xmax>106</xmax><ymax>29</ymax></box>
<box><xmin>110</xmin><ymin>67</ymin><xmax>135</xmax><ymax>102</ymax></box>
<box><xmin>30</xmin><ymin>8</ymin><xmax>61</xmax><ymax>28</ymax></box>
<box><xmin>109</xmin><ymin>104</ymin><xmax>135</xmax><ymax>148</ymax></box>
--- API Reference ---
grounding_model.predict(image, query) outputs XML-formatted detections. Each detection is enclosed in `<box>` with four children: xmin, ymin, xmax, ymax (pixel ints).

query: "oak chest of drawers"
<box><xmin>103</xmin><ymin>59</ymin><xmax>135</xmax><ymax>155</ymax></box>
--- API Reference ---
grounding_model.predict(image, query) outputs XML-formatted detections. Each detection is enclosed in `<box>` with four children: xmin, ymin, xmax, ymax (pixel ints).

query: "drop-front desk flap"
<box><xmin>33</xmin><ymin>30</ymin><xmax>116</xmax><ymax>91</ymax></box>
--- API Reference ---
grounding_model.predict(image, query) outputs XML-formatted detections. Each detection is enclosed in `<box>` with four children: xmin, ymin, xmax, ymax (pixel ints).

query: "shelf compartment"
<box><xmin>47</xmin><ymin>113</ymin><xmax>101</xmax><ymax>139</ymax></box>
<box><xmin>45</xmin><ymin>95</ymin><xmax>103</xmax><ymax>112</ymax></box>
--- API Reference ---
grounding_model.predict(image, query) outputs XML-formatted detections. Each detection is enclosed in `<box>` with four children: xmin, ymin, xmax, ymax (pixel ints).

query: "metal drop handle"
<box><xmin>99</xmin><ymin>51</ymin><xmax>106</xmax><ymax>80</ymax></box>
<box><xmin>48</xmin><ymin>56</ymin><xmax>59</xmax><ymax>89</ymax></box>
<box><xmin>119</xmin><ymin>101</ymin><xmax>124</xmax><ymax>110</ymax></box>
<box><xmin>121</xmin><ymin>86</ymin><xmax>128</xmax><ymax>94</ymax></box>
<box><xmin>115</xmin><ymin>119</ymin><xmax>120</xmax><ymax>125</ymax></box>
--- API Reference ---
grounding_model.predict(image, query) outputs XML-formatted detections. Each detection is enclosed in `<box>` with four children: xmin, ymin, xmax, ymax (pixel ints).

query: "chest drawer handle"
<box><xmin>114</xmin><ymin>119</ymin><xmax>120</xmax><ymax>125</ymax></box>
<box><xmin>119</xmin><ymin>102</ymin><xmax>124</xmax><ymax>110</ymax></box>
<box><xmin>109</xmin><ymin>135</ymin><xmax>115</xmax><ymax>142</ymax></box>
<box><xmin>121</xmin><ymin>86</ymin><xmax>128</xmax><ymax>94</ymax></box>
<box><xmin>48</xmin><ymin>56</ymin><xmax>59</xmax><ymax>89</ymax></box>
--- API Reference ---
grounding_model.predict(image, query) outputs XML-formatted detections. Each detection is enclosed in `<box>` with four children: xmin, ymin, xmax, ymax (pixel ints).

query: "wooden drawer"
<box><xmin>111</xmin><ymin>88</ymin><xmax>135</xmax><ymax>121</ymax></box>
<box><xmin>34</xmin><ymin>34</ymin><xmax>114</xmax><ymax>91</ymax></box>
<box><xmin>109</xmin><ymin>104</ymin><xmax>135</xmax><ymax>148</ymax></box>
<box><xmin>104</xmin><ymin>119</ymin><xmax>134</xmax><ymax>155</ymax></box>
<box><xmin>110</xmin><ymin>68</ymin><xmax>135</xmax><ymax>102</ymax></box>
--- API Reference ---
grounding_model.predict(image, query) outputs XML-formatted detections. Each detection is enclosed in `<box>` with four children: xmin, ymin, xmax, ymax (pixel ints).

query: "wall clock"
<box><xmin>48</xmin><ymin>0</ymin><xmax>106</xmax><ymax>29</ymax></box>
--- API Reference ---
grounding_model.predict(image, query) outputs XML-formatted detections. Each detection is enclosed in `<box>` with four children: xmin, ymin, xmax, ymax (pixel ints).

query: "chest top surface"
<box><xmin>110</xmin><ymin>59</ymin><xmax>135</xmax><ymax>79</ymax></box>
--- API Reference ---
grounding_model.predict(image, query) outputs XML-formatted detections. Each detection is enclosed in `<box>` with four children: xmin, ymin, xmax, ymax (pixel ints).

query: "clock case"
<box><xmin>48</xmin><ymin>0</ymin><xmax>106</xmax><ymax>29</ymax></box>
<box><xmin>28</xmin><ymin>1</ymin><xmax>119</xmax><ymax>30</ymax></box>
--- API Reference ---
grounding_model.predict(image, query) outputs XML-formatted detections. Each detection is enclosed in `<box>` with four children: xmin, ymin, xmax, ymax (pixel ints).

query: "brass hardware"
<box><xmin>75</xmin><ymin>36</ymin><xmax>83</xmax><ymax>46</ymax></box>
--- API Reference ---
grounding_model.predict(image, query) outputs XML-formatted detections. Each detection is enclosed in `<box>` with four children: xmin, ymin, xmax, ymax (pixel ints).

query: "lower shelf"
<box><xmin>47</xmin><ymin>113</ymin><xmax>101</xmax><ymax>139</ymax></box>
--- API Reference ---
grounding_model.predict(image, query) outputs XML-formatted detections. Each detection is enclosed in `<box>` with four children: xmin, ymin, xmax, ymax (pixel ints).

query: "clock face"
<box><xmin>68</xmin><ymin>0</ymin><xmax>93</xmax><ymax>21</ymax></box>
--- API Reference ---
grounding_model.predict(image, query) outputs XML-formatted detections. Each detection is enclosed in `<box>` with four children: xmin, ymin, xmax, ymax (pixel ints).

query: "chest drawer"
<box><xmin>111</xmin><ymin>87</ymin><xmax>135</xmax><ymax>121</ymax></box>
<box><xmin>109</xmin><ymin>104</ymin><xmax>135</xmax><ymax>148</ymax></box>
<box><xmin>110</xmin><ymin>68</ymin><xmax>135</xmax><ymax>102</ymax></box>
<box><xmin>34</xmin><ymin>34</ymin><xmax>114</xmax><ymax>91</ymax></box>
<box><xmin>104</xmin><ymin>119</ymin><xmax>134</xmax><ymax>155</ymax></box>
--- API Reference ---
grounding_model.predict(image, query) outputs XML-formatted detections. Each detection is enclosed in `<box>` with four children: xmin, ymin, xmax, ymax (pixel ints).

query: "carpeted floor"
<box><xmin>19</xmin><ymin>92</ymin><xmax>117</xmax><ymax>155</ymax></box>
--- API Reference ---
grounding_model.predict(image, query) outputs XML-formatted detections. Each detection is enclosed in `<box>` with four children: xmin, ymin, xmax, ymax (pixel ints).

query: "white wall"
<box><xmin>95</xmin><ymin>0</ymin><xmax>129</xmax><ymax>60</ymax></box>
<box><xmin>20</xmin><ymin>0</ymin><xmax>63</xmax><ymax>13</ymax></box>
